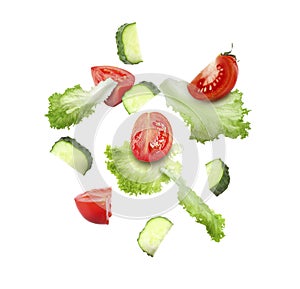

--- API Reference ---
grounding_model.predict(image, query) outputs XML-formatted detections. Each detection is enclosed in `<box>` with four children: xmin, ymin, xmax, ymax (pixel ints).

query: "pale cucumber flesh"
<box><xmin>122</xmin><ymin>24</ymin><xmax>142</xmax><ymax>64</ymax></box>
<box><xmin>122</xmin><ymin>82</ymin><xmax>160</xmax><ymax>114</ymax></box>
<box><xmin>138</xmin><ymin>216</ymin><xmax>173</xmax><ymax>257</ymax></box>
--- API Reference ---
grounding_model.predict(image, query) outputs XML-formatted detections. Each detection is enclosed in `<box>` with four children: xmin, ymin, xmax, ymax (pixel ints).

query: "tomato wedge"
<box><xmin>130</xmin><ymin>112</ymin><xmax>173</xmax><ymax>162</ymax></box>
<box><xmin>91</xmin><ymin>66</ymin><xmax>135</xmax><ymax>107</ymax></box>
<box><xmin>74</xmin><ymin>188</ymin><xmax>112</xmax><ymax>224</ymax></box>
<box><xmin>187</xmin><ymin>47</ymin><xmax>238</xmax><ymax>101</ymax></box>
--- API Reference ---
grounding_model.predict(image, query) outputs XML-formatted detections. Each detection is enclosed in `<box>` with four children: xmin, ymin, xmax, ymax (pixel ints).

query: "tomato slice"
<box><xmin>91</xmin><ymin>66</ymin><xmax>135</xmax><ymax>107</ymax></box>
<box><xmin>187</xmin><ymin>51</ymin><xmax>238</xmax><ymax>101</ymax></box>
<box><xmin>74</xmin><ymin>188</ymin><xmax>112</xmax><ymax>224</ymax></box>
<box><xmin>130</xmin><ymin>112</ymin><xmax>173</xmax><ymax>162</ymax></box>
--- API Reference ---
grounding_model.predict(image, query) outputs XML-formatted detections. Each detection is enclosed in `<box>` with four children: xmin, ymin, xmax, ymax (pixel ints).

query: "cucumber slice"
<box><xmin>50</xmin><ymin>137</ymin><xmax>93</xmax><ymax>175</ymax></box>
<box><xmin>122</xmin><ymin>81</ymin><xmax>160</xmax><ymax>114</ymax></box>
<box><xmin>116</xmin><ymin>22</ymin><xmax>143</xmax><ymax>65</ymax></box>
<box><xmin>138</xmin><ymin>216</ymin><xmax>173</xmax><ymax>257</ymax></box>
<box><xmin>205</xmin><ymin>158</ymin><xmax>230</xmax><ymax>196</ymax></box>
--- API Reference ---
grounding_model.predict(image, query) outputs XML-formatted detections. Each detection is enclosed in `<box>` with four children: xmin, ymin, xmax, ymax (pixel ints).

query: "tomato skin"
<box><xmin>187</xmin><ymin>53</ymin><xmax>238</xmax><ymax>101</ymax></box>
<box><xmin>91</xmin><ymin>66</ymin><xmax>135</xmax><ymax>107</ymax></box>
<box><xmin>74</xmin><ymin>188</ymin><xmax>112</xmax><ymax>224</ymax></box>
<box><xmin>130</xmin><ymin>112</ymin><xmax>173</xmax><ymax>162</ymax></box>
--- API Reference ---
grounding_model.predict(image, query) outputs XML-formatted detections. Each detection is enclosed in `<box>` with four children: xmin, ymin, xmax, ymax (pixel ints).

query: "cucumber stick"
<box><xmin>205</xmin><ymin>158</ymin><xmax>230</xmax><ymax>196</ymax></box>
<box><xmin>122</xmin><ymin>81</ymin><xmax>160</xmax><ymax>114</ymax></box>
<box><xmin>50</xmin><ymin>137</ymin><xmax>93</xmax><ymax>175</ymax></box>
<box><xmin>138</xmin><ymin>217</ymin><xmax>173</xmax><ymax>257</ymax></box>
<box><xmin>116</xmin><ymin>22</ymin><xmax>143</xmax><ymax>65</ymax></box>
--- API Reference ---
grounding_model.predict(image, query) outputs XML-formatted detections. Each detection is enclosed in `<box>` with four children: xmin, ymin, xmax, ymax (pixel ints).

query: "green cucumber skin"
<box><xmin>116</xmin><ymin>22</ymin><xmax>143</xmax><ymax>65</ymax></box>
<box><xmin>137</xmin><ymin>216</ymin><xmax>173</xmax><ymax>257</ymax></box>
<box><xmin>138</xmin><ymin>81</ymin><xmax>160</xmax><ymax>95</ymax></box>
<box><xmin>208</xmin><ymin>159</ymin><xmax>230</xmax><ymax>196</ymax></box>
<box><xmin>50</xmin><ymin>136</ymin><xmax>93</xmax><ymax>175</ymax></box>
<box><xmin>116</xmin><ymin>23</ymin><xmax>131</xmax><ymax>64</ymax></box>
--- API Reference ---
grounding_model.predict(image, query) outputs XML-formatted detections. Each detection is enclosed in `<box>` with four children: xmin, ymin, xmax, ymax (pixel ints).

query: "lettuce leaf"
<box><xmin>177</xmin><ymin>185</ymin><xmax>225</xmax><ymax>242</ymax></box>
<box><xmin>160</xmin><ymin>79</ymin><xmax>250</xmax><ymax>143</ymax></box>
<box><xmin>104</xmin><ymin>141</ymin><xmax>182</xmax><ymax>195</ymax></box>
<box><xmin>161</xmin><ymin>168</ymin><xmax>225</xmax><ymax>242</ymax></box>
<box><xmin>46</xmin><ymin>78</ymin><xmax>117</xmax><ymax>129</ymax></box>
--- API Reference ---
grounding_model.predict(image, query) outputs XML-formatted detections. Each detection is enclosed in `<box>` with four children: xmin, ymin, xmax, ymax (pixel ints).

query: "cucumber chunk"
<box><xmin>138</xmin><ymin>216</ymin><xmax>173</xmax><ymax>257</ymax></box>
<box><xmin>205</xmin><ymin>158</ymin><xmax>230</xmax><ymax>196</ymax></box>
<box><xmin>122</xmin><ymin>81</ymin><xmax>160</xmax><ymax>114</ymax></box>
<box><xmin>50</xmin><ymin>137</ymin><xmax>93</xmax><ymax>175</ymax></box>
<box><xmin>116</xmin><ymin>22</ymin><xmax>143</xmax><ymax>65</ymax></box>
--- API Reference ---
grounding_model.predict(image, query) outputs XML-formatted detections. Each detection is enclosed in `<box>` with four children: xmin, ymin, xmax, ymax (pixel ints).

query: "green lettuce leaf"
<box><xmin>160</xmin><ymin>79</ymin><xmax>250</xmax><ymax>143</ymax></box>
<box><xmin>178</xmin><ymin>186</ymin><xmax>225</xmax><ymax>242</ymax></box>
<box><xmin>46</xmin><ymin>78</ymin><xmax>117</xmax><ymax>129</ymax></box>
<box><xmin>104</xmin><ymin>141</ymin><xmax>182</xmax><ymax>195</ymax></box>
<box><xmin>161</xmin><ymin>168</ymin><xmax>225</xmax><ymax>242</ymax></box>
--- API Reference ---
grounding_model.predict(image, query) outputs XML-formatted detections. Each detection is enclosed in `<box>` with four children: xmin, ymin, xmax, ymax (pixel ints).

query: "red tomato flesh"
<box><xmin>130</xmin><ymin>112</ymin><xmax>173</xmax><ymax>162</ymax></box>
<box><xmin>91</xmin><ymin>66</ymin><xmax>135</xmax><ymax>107</ymax></box>
<box><xmin>187</xmin><ymin>53</ymin><xmax>238</xmax><ymax>101</ymax></box>
<box><xmin>74</xmin><ymin>188</ymin><xmax>112</xmax><ymax>224</ymax></box>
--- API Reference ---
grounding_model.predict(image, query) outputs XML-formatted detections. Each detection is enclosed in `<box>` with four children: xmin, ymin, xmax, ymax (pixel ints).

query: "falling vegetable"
<box><xmin>46</xmin><ymin>78</ymin><xmax>117</xmax><ymax>129</ymax></box>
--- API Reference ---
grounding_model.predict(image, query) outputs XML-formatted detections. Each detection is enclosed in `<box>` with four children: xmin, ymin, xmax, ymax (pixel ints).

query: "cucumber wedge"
<box><xmin>205</xmin><ymin>158</ymin><xmax>230</xmax><ymax>196</ymax></box>
<box><xmin>50</xmin><ymin>137</ymin><xmax>93</xmax><ymax>175</ymax></box>
<box><xmin>138</xmin><ymin>216</ymin><xmax>173</xmax><ymax>257</ymax></box>
<box><xmin>116</xmin><ymin>22</ymin><xmax>143</xmax><ymax>65</ymax></box>
<box><xmin>122</xmin><ymin>81</ymin><xmax>160</xmax><ymax>114</ymax></box>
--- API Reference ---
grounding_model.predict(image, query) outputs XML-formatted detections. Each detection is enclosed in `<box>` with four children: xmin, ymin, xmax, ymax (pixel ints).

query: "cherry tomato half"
<box><xmin>91</xmin><ymin>66</ymin><xmax>135</xmax><ymax>107</ymax></box>
<box><xmin>130</xmin><ymin>112</ymin><xmax>173</xmax><ymax>162</ymax></box>
<box><xmin>74</xmin><ymin>188</ymin><xmax>112</xmax><ymax>224</ymax></box>
<box><xmin>187</xmin><ymin>48</ymin><xmax>238</xmax><ymax>101</ymax></box>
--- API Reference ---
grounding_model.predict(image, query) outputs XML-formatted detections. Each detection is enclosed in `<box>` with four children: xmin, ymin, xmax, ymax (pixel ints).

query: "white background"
<box><xmin>1</xmin><ymin>0</ymin><xmax>299</xmax><ymax>288</ymax></box>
